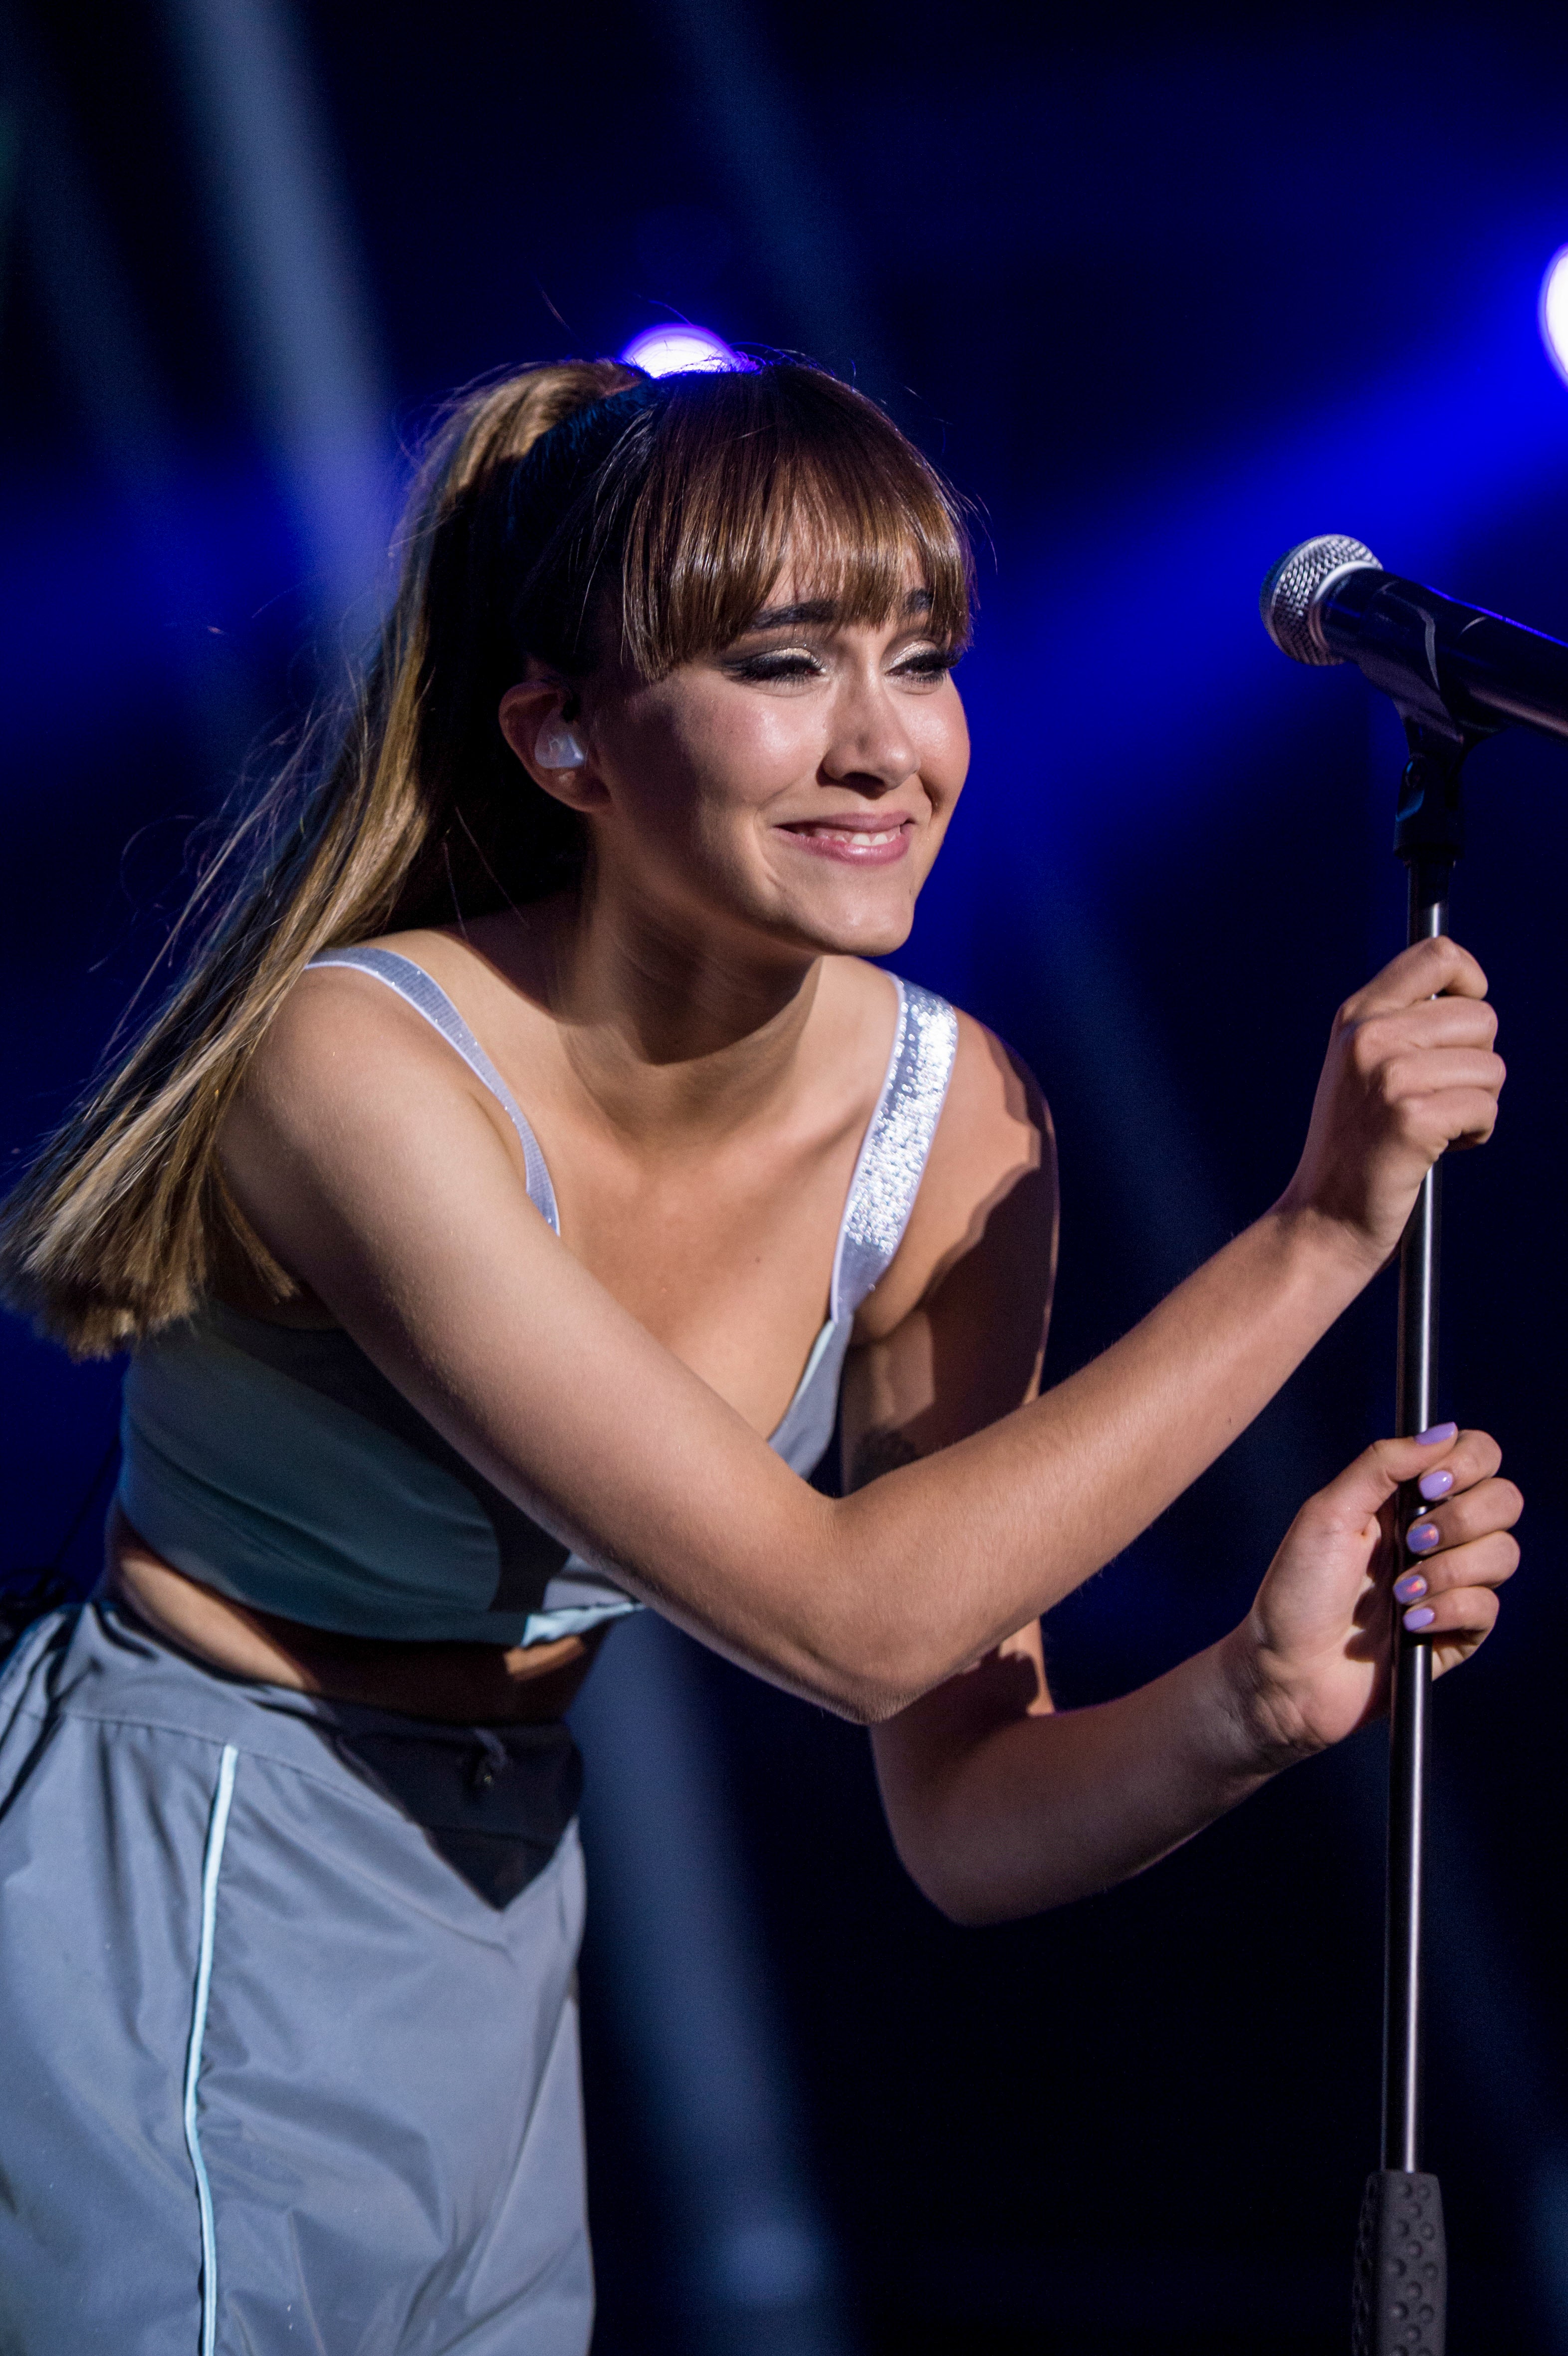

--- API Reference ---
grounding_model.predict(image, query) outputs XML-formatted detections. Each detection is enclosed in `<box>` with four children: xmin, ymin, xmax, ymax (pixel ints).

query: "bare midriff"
<box><xmin>105</xmin><ymin>1508</ymin><xmax>604</xmax><ymax>1725</ymax></box>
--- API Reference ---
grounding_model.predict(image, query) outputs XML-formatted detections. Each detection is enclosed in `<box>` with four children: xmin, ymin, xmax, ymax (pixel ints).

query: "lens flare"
<box><xmin>619</xmin><ymin>324</ymin><xmax>742</xmax><ymax>377</ymax></box>
<box><xmin>1539</xmin><ymin>247</ymin><xmax>1568</xmax><ymax>386</ymax></box>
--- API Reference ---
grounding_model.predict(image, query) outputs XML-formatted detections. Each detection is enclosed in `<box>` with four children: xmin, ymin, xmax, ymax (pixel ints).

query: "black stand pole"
<box><xmin>1351</xmin><ymin>720</ymin><xmax>1474</xmax><ymax>2356</ymax></box>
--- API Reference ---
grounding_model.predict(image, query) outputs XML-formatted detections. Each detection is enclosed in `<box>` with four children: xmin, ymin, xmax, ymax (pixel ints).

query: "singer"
<box><xmin>0</xmin><ymin>359</ymin><xmax>1519</xmax><ymax>2353</ymax></box>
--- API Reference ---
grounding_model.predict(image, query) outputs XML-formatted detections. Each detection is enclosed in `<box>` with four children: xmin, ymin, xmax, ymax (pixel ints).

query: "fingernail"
<box><xmin>1393</xmin><ymin>1571</ymin><xmax>1428</xmax><ymax>1603</ymax></box>
<box><xmin>1406</xmin><ymin>1522</ymin><xmax>1440</xmax><ymax>1554</ymax></box>
<box><xmin>1416</xmin><ymin>1421</ymin><xmax>1458</xmax><ymax>1447</ymax></box>
<box><xmin>1417</xmin><ymin>1468</ymin><xmax>1455</xmax><ymax>1502</ymax></box>
<box><xmin>1404</xmin><ymin>1605</ymin><xmax>1437</xmax><ymax>1631</ymax></box>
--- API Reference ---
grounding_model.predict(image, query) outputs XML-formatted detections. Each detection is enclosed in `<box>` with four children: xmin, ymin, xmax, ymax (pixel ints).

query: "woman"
<box><xmin>0</xmin><ymin>358</ymin><xmax>1518</xmax><ymax>2354</ymax></box>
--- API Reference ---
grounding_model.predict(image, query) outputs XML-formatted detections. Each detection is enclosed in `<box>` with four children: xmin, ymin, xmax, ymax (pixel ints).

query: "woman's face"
<box><xmin>515</xmin><ymin>559</ymin><xmax>970</xmax><ymax>964</ymax></box>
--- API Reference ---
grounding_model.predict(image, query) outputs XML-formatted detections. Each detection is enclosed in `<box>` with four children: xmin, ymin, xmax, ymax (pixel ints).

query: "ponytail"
<box><xmin>0</xmin><ymin>360</ymin><xmax>638</xmax><ymax>1354</ymax></box>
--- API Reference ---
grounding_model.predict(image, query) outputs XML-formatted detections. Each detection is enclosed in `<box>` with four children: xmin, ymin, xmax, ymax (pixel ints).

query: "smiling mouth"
<box><xmin>779</xmin><ymin>816</ymin><xmax>913</xmax><ymax>862</ymax></box>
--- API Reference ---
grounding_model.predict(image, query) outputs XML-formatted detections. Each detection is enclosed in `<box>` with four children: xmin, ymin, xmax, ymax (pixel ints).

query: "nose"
<box><xmin>819</xmin><ymin>672</ymin><xmax>917</xmax><ymax>797</ymax></box>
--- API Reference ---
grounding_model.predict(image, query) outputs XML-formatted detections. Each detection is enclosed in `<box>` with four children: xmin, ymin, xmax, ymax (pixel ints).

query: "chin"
<box><xmin>778</xmin><ymin>892</ymin><xmax>917</xmax><ymax>961</ymax></box>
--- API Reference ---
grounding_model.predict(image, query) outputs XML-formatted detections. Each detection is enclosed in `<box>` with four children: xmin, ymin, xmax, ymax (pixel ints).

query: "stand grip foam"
<box><xmin>1352</xmin><ymin>2170</ymin><xmax>1445</xmax><ymax>2355</ymax></box>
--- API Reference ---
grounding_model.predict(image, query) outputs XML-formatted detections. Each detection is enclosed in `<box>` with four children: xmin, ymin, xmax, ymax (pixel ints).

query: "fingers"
<box><xmin>1405</xmin><ymin>1583</ymin><xmax>1502</xmax><ymax>1654</ymax></box>
<box><xmin>1347</xmin><ymin>997</ymin><xmax>1499</xmax><ymax>1056</ymax></box>
<box><xmin>1344</xmin><ymin>935</ymin><xmax>1489</xmax><ymax>1019</ymax></box>
<box><xmin>1401</xmin><ymin>1469</ymin><xmax>1522</xmax><ymax>1562</ymax></box>
<box><xmin>1303</xmin><ymin>1428</ymin><xmax>1511</xmax><ymax>1562</ymax></box>
<box><xmin>1346</xmin><ymin>1024</ymin><xmax>1505</xmax><ymax>1128</ymax></box>
<box><xmin>1339</xmin><ymin>978</ymin><xmax>1505</xmax><ymax>1149</ymax></box>
<box><xmin>1314</xmin><ymin>1425</ymin><xmax>1493</xmax><ymax>1527</ymax></box>
<box><xmin>1395</xmin><ymin>1525</ymin><xmax>1520</xmax><ymax>1605</ymax></box>
<box><xmin>1358</xmin><ymin>1063</ymin><xmax>1505</xmax><ymax>1150</ymax></box>
<box><xmin>1289</xmin><ymin>938</ymin><xmax>1504</xmax><ymax>1259</ymax></box>
<box><xmin>1393</xmin><ymin>1454</ymin><xmax>1521</xmax><ymax>1645</ymax></box>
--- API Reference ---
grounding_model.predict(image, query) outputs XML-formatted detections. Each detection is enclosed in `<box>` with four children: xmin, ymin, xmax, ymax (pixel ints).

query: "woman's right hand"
<box><xmin>1279</xmin><ymin>937</ymin><xmax>1503</xmax><ymax>1271</ymax></box>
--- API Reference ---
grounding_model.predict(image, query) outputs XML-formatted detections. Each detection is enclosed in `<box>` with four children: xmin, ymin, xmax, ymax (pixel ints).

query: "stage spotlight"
<box><xmin>1540</xmin><ymin>246</ymin><xmax>1568</xmax><ymax>385</ymax></box>
<box><xmin>619</xmin><ymin>323</ymin><xmax>742</xmax><ymax>377</ymax></box>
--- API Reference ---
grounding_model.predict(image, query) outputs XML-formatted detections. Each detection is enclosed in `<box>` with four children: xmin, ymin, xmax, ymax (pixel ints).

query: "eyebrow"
<box><xmin>743</xmin><ymin>586</ymin><xmax>934</xmax><ymax>632</ymax></box>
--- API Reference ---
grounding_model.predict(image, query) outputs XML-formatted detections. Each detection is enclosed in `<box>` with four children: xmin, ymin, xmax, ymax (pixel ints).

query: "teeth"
<box><xmin>803</xmin><ymin>826</ymin><xmax>901</xmax><ymax>846</ymax></box>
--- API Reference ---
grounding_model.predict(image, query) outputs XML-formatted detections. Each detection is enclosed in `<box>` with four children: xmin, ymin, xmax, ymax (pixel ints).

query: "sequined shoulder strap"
<box><xmin>830</xmin><ymin>978</ymin><xmax>960</xmax><ymax>1319</ymax></box>
<box><xmin>308</xmin><ymin>947</ymin><xmax>560</xmax><ymax>1234</ymax></box>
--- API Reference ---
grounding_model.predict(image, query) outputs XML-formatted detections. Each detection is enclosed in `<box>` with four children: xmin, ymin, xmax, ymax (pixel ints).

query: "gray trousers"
<box><xmin>0</xmin><ymin>1603</ymin><xmax>594</xmax><ymax>2355</ymax></box>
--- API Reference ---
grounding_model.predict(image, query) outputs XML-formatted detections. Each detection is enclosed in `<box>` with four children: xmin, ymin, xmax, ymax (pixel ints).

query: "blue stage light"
<box><xmin>1540</xmin><ymin>246</ymin><xmax>1568</xmax><ymax>385</ymax></box>
<box><xmin>619</xmin><ymin>323</ymin><xmax>742</xmax><ymax>376</ymax></box>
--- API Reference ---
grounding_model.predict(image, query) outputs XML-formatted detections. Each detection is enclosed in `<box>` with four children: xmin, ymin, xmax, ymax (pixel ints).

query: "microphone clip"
<box><xmin>1393</xmin><ymin>713</ymin><xmax>1475</xmax><ymax>871</ymax></box>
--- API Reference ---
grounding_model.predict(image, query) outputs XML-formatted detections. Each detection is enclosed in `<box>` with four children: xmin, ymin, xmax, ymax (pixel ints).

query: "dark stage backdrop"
<box><xmin>3</xmin><ymin>2</ymin><xmax>1568</xmax><ymax>2349</ymax></box>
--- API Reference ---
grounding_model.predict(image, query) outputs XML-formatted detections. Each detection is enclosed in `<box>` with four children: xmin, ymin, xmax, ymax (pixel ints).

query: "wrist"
<box><xmin>1213</xmin><ymin>1619</ymin><xmax>1325</xmax><ymax>1778</ymax></box>
<box><xmin>1263</xmin><ymin>1190</ymin><xmax>1390</xmax><ymax>1297</ymax></box>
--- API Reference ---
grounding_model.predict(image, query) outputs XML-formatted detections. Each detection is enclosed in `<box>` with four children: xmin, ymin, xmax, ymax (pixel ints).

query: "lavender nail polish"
<box><xmin>1393</xmin><ymin>1571</ymin><xmax>1428</xmax><ymax>1603</ymax></box>
<box><xmin>1404</xmin><ymin>1605</ymin><xmax>1437</xmax><ymax>1631</ymax></box>
<box><xmin>1416</xmin><ymin>1421</ymin><xmax>1458</xmax><ymax>1447</ymax></box>
<box><xmin>1406</xmin><ymin>1521</ymin><xmax>1440</xmax><ymax>1554</ymax></box>
<box><xmin>1417</xmin><ymin>1467</ymin><xmax>1455</xmax><ymax>1502</ymax></box>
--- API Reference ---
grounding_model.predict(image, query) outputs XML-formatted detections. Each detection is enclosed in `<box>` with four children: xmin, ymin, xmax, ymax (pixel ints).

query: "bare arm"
<box><xmin>220</xmin><ymin>936</ymin><xmax>1502</xmax><ymax>1722</ymax></box>
<box><xmin>873</xmin><ymin>1430</ymin><xmax>1522</xmax><ymax>1922</ymax></box>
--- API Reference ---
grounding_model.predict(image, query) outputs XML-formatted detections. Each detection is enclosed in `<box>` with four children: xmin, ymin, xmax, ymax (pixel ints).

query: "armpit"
<box><xmin>848</xmin><ymin>1426</ymin><xmax>921</xmax><ymax>1491</ymax></box>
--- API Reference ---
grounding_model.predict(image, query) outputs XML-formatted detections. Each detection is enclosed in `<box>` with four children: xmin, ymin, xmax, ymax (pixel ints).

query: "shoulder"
<box><xmin>231</xmin><ymin>935</ymin><xmax>531</xmax><ymax>1180</ymax></box>
<box><xmin>250</xmin><ymin>944</ymin><xmax>452</xmax><ymax>1097</ymax></box>
<box><xmin>854</xmin><ymin>984</ymin><xmax>1055</xmax><ymax>1340</ymax></box>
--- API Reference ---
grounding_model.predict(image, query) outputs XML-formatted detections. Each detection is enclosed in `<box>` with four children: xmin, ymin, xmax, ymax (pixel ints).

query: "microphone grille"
<box><xmin>1260</xmin><ymin>534</ymin><xmax>1380</xmax><ymax>665</ymax></box>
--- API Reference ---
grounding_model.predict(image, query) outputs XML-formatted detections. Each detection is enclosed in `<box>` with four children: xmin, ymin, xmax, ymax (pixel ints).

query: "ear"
<box><xmin>498</xmin><ymin>680</ymin><xmax>610</xmax><ymax>812</ymax></box>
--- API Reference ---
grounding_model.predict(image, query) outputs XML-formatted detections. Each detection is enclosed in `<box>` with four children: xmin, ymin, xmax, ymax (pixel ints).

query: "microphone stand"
<box><xmin>1351</xmin><ymin>714</ymin><xmax>1478</xmax><ymax>2356</ymax></box>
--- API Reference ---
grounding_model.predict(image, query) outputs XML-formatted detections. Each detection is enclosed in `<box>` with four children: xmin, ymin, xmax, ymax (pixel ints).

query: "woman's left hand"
<box><xmin>1225</xmin><ymin>1426</ymin><xmax>1522</xmax><ymax>1765</ymax></box>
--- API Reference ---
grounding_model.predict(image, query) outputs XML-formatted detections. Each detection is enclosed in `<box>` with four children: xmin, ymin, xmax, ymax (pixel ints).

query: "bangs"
<box><xmin>612</xmin><ymin>367</ymin><xmax>974</xmax><ymax>679</ymax></box>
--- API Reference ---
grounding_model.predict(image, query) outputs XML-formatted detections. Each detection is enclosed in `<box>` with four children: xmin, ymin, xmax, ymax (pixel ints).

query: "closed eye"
<box><xmin>725</xmin><ymin>647</ymin><xmax>827</xmax><ymax>684</ymax></box>
<box><xmin>891</xmin><ymin>644</ymin><xmax>959</xmax><ymax>683</ymax></box>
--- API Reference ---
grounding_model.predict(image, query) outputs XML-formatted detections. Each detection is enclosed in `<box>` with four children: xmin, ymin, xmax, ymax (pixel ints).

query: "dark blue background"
<box><xmin>4</xmin><ymin>1</ymin><xmax>1568</xmax><ymax>2346</ymax></box>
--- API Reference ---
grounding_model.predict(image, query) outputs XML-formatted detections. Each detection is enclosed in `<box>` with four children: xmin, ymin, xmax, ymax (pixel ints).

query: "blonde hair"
<box><xmin>0</xmin><ymin>358</ymin><xmax>973</xmax><ymax>1357</ymax></box>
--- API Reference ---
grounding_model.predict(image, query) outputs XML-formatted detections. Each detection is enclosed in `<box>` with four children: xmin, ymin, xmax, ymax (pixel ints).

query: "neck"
<box><xmin>525</xmin><ymin>880</ymin><xmax>829</xmax><ymax>1146</ymax></box>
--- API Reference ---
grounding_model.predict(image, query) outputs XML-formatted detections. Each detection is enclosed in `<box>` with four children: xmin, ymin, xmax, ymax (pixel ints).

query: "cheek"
<box><xmin>587</xmin><ymin>720</ymin><xmax>774</xmax><ymax>913</ymax></box>
<box><xmin>919</xmin><ymin>691</ymin><xmax>970</xmax><ymax>805</ymax></box>
<box><xmin>634</xmin><ymin>701</ymin><xmax>817</xmax><ymax>851</ymax></box>
<box><xmin>691</xmin><ymin>696</ymin><xmax>820</xmax><ymax>800</ymax></box>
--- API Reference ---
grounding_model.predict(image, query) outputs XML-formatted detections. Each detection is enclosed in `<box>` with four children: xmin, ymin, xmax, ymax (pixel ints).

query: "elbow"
<box><xmin>746</xmin><ymin>1501</ymin><xmax>985</xmax><ymax>1722</ymax></box>
<box><xmin>895</xmin><ymin>1840</ymin><xmax>1030</xmax><ymax>1928</ymax></box>
<box><xmin>801</xmin><ymin>1495</ymin><xmax>980</xmax><ymax>1722</ymax></box>
<box><xmin>839</xmin><ymin>1658</ymin><xmax>936</xmax><ymax>1726</ymax></box>
<box><xmin>789</xmin><ymin>1618</ymin><xmax>959</xmax><ymax>1728</ymax></box>
<box><xmin>911</xmin><ymin>1854</ymin><xmax>1091</xmax><ymax>1927</ymax></box>
<box><xmin>881</xmin><ymin>1808</ymin><xmax>1035</xmax><ymax>1926</ymax></box>
<box><xmin>811</xmin><ymin>1633</ymin><xmax>969</xmax><ymax>1725</ymax></box>
<box><xmin>882</xmin><ymin>1799</ymin><xmax>1099</xmax><ymax>1926</ymax></box>
<box><xmin>777</xmin><ymin>1615</ymin><xmax>944</xmax><ymax>1726</ymax></box>
<box><xmin>804</xmin><ymin>1669</ymin><xmax>923</xmax><ymax>1729</ymax></box>
<box><xmin>911</xmin><ymin>1862</ymin><xmax>999</xmax><ymax>1928</ymax></box>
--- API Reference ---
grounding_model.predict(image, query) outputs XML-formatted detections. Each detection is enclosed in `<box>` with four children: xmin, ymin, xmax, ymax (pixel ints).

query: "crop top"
<box><xmin>118</xmin><ymin>947</ymin><xmax>960</xmax><ymax>1648</ymax></box>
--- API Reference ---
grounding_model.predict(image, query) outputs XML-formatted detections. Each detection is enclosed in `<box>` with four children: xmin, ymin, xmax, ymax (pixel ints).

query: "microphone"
<box><xmin>1260</xmin><ymin>534</ymin><xmax>1568</xmax><ymax>745</ymax></box>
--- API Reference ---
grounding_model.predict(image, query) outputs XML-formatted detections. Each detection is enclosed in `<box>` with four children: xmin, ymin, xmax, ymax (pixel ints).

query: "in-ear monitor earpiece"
<box><xmin>534</xmin><ymin>717</ymin><xmax>587</xmax><ymax>771</ymax></box>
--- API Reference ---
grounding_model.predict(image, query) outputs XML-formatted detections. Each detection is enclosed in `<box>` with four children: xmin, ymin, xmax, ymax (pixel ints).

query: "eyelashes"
<box><xmin>727</xmin><ymin>651</ymin><xmax>825</xmax><ymax>683</ymax></box>
<box><xmin>725</xmin><ymin>644</ymin><xmax>957</xmax><ymax>685</ymax></box>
